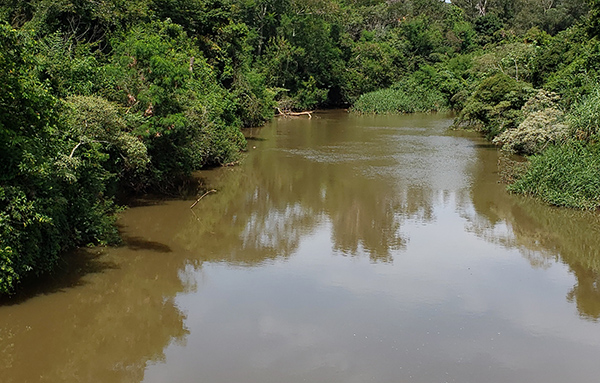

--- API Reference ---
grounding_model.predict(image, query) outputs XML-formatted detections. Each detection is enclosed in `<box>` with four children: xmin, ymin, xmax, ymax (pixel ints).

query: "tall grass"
<box><xmin>568</xmin><ymin>86</ymin><xmax>600</xmax><ymax>141</ymax></box>
<box><xmin>508</xmin><ymin>142</ymin><xmax>600</xmax><ymax>210</ymax></box>
<box><xmin>351</xmin><ymin>82</ymin><xmax>448</xmax><ymax>114</ymax></box>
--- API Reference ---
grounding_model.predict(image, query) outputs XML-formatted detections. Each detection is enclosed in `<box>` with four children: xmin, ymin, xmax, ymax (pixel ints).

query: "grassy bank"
<box><xmin>508</xmin><ymin>143</ymin><xmax>600</xmax><ymax>209</ymax></box>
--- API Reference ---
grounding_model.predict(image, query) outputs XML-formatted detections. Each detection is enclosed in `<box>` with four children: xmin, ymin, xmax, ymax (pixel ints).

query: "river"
<box><xmin>2</xmin><ymin>110</ymin><xmax>600</xmax><ymax>382</ymax></box>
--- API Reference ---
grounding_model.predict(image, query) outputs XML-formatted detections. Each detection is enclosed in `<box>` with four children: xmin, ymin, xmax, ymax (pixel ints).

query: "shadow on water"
<box><xmin>471</xmin><ymin>142</ymin><xmax>497</xmax><ymax>149</ymax></box>
<box><xmin>121</xmin><ymin>235</ymin><xmax>173</xmax><ymax>253</ymax></box>
<box><xmin>0</xmin><ymin>192</ymin><xmax>193</xmax><ymax>382</ymax></box>
<box><xmin>125</xmin><ymin>196</ymin><xmax>169</xmax><ymax>208</ymax></box>
<box><xmin>245</xmin><ymin>136</ymin><xmax>268</xmax><ymax>142</ymax></box>
<box><xmin>0</xmin><ymin>229</ymin><xmax>190</xmax><ymax>383</ymax></box>
<box><xmin>0</xmin><ymin>248</ymin><xmax>118</xmax><ymax>307</ymax></box>
<box><xmin>0</xmin><ymin>214</ymin><xmax>178</xmax><ymax>307</ymax></box>
<box><xmin>120</xmin><ymin>174</ymin><xmax>211</xmax><ymax>208</ymax></box>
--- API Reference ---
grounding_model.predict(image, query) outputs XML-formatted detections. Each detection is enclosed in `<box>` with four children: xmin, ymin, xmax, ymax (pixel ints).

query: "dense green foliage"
<box><xmin>0</xmin><ymin>25</ymin><xmax>123</xmax><ymax>291</ymax></box>
<box><xmin>0</xmin><ymin>3</ymin><xmax>258</xmax><ymax>293</ymax></box>
<box><xmin>455</xmin><ymin>73</ymin><xmax>534</xmax><ymax>138</ymax></box>
<box><xmin>1</xmin><ymin>0</ymin><xmax>599</xmax><ymax>293</ymax></box>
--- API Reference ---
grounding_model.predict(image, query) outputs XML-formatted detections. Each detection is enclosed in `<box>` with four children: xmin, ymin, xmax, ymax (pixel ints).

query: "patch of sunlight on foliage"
<box><xmin>63</xmin><ymin>95</ymin><xmax>150</xmax><ymax>172</ymax></box>
<box><xmin>493</xmin><ymin>90</ymin><xmax>568</xmax><ymax>155</ymax></box>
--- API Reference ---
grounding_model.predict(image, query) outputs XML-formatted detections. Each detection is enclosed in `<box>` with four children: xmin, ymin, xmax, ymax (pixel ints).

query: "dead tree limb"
<box><xmin>190</xmin><ymin>189</ymin><xmax>217</xmax><ymax>209</ymax></box>
<box><xmin>276</xmin><ymin>107</ymin><xmax>313</xmax><ymax>119</ymax></box>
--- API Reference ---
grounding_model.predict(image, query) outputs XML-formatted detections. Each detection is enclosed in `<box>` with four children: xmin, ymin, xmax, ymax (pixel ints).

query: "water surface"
<box><xmin>2</xmin><ymin>110</ymin><xmax>600</xmax><ymax>382</ymax></box>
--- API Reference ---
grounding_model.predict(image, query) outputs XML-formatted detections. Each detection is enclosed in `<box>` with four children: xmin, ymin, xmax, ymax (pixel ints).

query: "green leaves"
<box><xmin>455</xmin><ymin>73</ymin><xmax>534</xmax><ymax>138</ymax></box>
<box><xmin>588</xmin><ymin>0</ymin><xmax>600</xmax><ymax>37</ymax></box>
<box><xmin>61</xmin><ymin>95</ymin><xmax>150</xmax><ymax>173</ymax></box>
<box><xmin>105</xmin><ymin>20</ymin><xmax>246</xmax><ymax>181</ymax></box>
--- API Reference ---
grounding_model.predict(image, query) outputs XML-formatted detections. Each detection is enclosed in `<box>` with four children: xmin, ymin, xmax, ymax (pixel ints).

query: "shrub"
<box><xmin>231</xmin><ymin>70</ymin><xmax>276</xmax><ymax>128</ymax></box>
<box><xmin>105</xmin><ymin>21</ymin><xmax>246</xmax><ymax>185</ymax></box>
<box><xmin>454</xmin><ymin>73</ymin><xmax>534</xmax><ymax>139</ymax></box>
<box><xmin>493</xmin><ymin>90</ymin><xmax>568</xmax><ymax>155</ymax></box>
<box><xmin>293</xmin><ymin>76</ymin><xmax>328</xmax><ymax>111</ymax></box>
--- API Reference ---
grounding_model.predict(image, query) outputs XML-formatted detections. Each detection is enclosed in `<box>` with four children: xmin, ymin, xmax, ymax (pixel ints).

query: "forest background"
<box><xmin>1</xmin><ymin>0</ymin><xmax>599</xmax><ymax>293</ymax></box>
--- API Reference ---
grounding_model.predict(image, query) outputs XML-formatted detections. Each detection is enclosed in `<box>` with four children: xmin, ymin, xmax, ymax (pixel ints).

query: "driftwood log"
<box><xmin>276</xmin><ymin>108</ymin><xmax>313</xmax><ymax>119</ymax></box>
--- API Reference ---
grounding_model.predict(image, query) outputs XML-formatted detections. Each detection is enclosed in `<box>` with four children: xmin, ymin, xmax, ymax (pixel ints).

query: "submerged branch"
<box><xmin>190</xmin><ymin>189</ymin><xmax>217</xmax><ymax>209</ymax></box>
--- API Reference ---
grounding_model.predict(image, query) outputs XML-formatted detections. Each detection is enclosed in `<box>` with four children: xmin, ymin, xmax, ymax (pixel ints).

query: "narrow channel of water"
<box><xmin>2</xmin><ymin>110</ymin><xmax>600</xmax><ymax>382</ymax></box>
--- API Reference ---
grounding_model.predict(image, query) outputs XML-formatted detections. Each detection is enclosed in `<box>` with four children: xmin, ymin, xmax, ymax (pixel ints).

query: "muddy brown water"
<box><xmin>2</xmin><ymin>110</ymin><xmax>600</xmax><ymax>383</ymax></box>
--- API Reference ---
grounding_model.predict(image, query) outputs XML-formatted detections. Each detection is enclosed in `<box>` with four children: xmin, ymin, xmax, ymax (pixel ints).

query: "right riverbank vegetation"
<box><xmin>1</xmin><ymin>0</ymin><xmax>599</xmax><ymax>294</ymax></box>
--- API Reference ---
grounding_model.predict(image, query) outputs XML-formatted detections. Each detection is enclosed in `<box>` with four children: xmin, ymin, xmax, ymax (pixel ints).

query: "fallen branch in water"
<box><xmin>190</xmin><ymin>189</ymin><xmax>217</xmax><ymax>209</ymax></box>
<box><xmin>276</xmin><ymin>107</ymin><xmax>313</xmax><ymax>119</ymax></box>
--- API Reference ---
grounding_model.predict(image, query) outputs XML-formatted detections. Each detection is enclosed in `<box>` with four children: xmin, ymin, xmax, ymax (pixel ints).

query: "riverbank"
<box><xmin>3</xmin><ymin>111</ymin><xmax>600</xmax><ymax>382</ymax></box>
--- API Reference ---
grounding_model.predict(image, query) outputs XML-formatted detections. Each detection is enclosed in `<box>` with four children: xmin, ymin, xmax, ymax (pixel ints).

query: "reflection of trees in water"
<box><xmin>182</xmin><ymin>155</ymin><xmax>409</xmax><ymax>265</ymax></box>
<box><xmin>0</xmin><ymin>244</ymin><xmax>189</xmax><ymax>382</ymax></box>
<box><xmin>179</xmin><ymin>115</ymin><xmax>452</xmax><ymax>265</ymax></box>
<box><xmin>464</xmin><ymin>144</ymin><xmax>600</xmax><ymax>321</ymax></box>
<box><xmin>567</xmin><ymin>264</ymin><xmax>600</xmax><ymax>322</ymax></box>
<box><xmin>507</xmin><ymin>202</ymin><xmax>600</xmax><ymax>321</ymax></box>
<box><xmin>183</xmin><ymin>166</ymin><xmax>318</xmax><ymax>265</ymax></box>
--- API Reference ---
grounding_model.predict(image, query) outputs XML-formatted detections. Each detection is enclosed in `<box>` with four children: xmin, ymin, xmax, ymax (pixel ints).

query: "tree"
<box><xmin>0</xmin><ymin>24</ymin><xmax>122</xmax><ymax>293</ymax></box>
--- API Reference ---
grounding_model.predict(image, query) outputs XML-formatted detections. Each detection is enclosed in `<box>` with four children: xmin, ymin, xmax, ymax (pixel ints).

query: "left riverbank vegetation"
<box><xmin>1</xmin><ymin>0</ymin><xmax>598</xmax><ymax>294</ymax></box>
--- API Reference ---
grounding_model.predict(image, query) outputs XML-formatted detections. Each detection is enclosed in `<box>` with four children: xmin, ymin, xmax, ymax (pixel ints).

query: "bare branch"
<box><xmin>190</xmin><ymin>189</ymin><xmax>217</xmax><ymax>209</ymax></box>
<box><xmin>69</xmin><ymin>141</ymin><xmax>83</xmax><ymax>159</ymax></box>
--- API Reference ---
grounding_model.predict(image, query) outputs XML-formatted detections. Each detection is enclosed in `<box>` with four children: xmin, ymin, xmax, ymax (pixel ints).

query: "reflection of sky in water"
<box><xmin>145</xmin><ymin>198</ymin><xmax>600</xmax><ymax>383</ymax></box>
<box><xmin>242</xmin><ymin>203</ymin><xmax>314</xmax><ymax>249</ymax></box>
<box><xmin>281</xmin><ymin>124</ymin><xmax>476</xmax><ymax>191</ymax></box>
